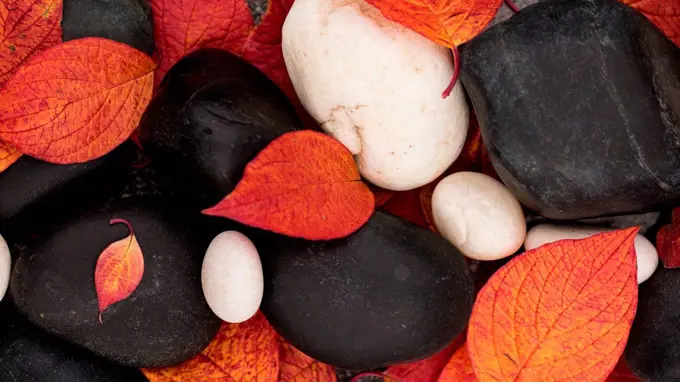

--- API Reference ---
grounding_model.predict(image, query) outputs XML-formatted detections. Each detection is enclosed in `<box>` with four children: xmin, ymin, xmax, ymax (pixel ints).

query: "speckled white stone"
<box><xmin>0</xmin><ymin>235</ymin><xmax>10</xmax><ymax>301</ymax></box>
<box><xmin>432</xmin><ymin>172</ymin><xmax>526</xmax><ymax>261</ymax></box>
<box><xmin>201</xmin><ymin>231</ymin><xmax>263</xmax><ymax>323</ymax></box>
<box><xmin>525</xmin><ymin>224</ymin><xmax>659</xmax><ymax>284</ymax></box>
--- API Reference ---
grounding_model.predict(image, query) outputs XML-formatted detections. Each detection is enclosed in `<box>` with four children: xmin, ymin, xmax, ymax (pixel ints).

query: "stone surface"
<box><xmin>10</xmin><ymin>196</ymin><xmax>225</xmax><ymax>367</ymax></box>
<box><xmin>63</xmin><ymin>0</ymin><xmax>154</xmax><ymax>55</ymax></box>
<box><xmin>139</xmin><ymin>48</ymin><xmax>301</xmax><ymax>209</ymax></box>
<box><xmin>0</xmin><ymin>235</ymin><xmax>9</xmax><ymax>301</ymax></box>
<box><xmin>432</xmin><ymin>172</ymin><xmax>526</xmax><ymax>260</ymax></box>
<box><xmin>460</xmin><ymin>0</ymin><xmax>680</xmax><ymax>220</ymax></box>
<box><xmin>626</xmin><ymin>267</ymin><xmax>680</xmax><ymax>381</ymax></box>
<box><xmin>0</xmin><ymin>301</ymin><xmax>146</xmax><ymax>382</ymax></box>
<box><xmin>202</xmin><ymin>231</ymin><xmax>263</xmax><ymax>323</ymax></box>
<box><xmin>525</xmin><ymin>224</ymin><xmax>658</xmax><ymax>283</ymax></box>
<box><xmin>259</xmin><ymin>211</ymin><xmax>475</xmax><ymax>370</ymax></box>
<box><xmin>282</xmin><ymin>0</ymin><xmax>469</xmax><ymax>191</ymax></box>
<box><xmin>0</xmin><ymin>144</ymin><xmax>133</xmax><ymax>245</ymax></box>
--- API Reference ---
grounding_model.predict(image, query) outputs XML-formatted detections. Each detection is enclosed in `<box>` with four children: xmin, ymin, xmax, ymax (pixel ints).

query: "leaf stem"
<box><xmin>505</xmin><ymin>0</ymin><xmax>520</xmax><ymax>13</ymax></box>
<box><xmin>442</xmin><ymin>46</ymin><xmax>460</xmax><ymax>99</ymax></box>
<box><xmin>349</xmin><ymin>372</ymin><xmax>389</xmax><ymax>382</ymax></box>
<box><xmin>110</xmin><ymin>218</ymin><xmax>134</xmax><ymax>236</ymax></box>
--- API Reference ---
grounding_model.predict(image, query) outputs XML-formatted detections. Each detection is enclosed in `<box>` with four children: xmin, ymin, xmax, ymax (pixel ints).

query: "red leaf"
<box><xmin>438</xmin><ymin>343</ymin><xmax>477</xmax><ymax>382</ymax></box>
<box><xmin>0</xmin><ymin>0</ymin><xmax>62</xmax><ymax>87</ymax></box>
<box><xmin>468</xmin><ymin>228</ymin><xmax>639</xmax><ymax>381</ymax></box>
<box><xmin>606</xmin><ymin>357</ymin><xmax>641</xmax><ymax>381</ymax></box>
<box><xmin>143</xmin><ymin>311</ymin><xmax>280</xmax><ymax>381</ymax></box>
<box><xmin>0</xmin><ymin>140</ymin><xmax>21</xmax><ymax>172</ymax></box>
<box><xmin>369</xmin><ymin>184</ymin><xmax>394</xmax><ymax>208</ymax></box>
<box><xmin>203</xmin><ymin>130</ymin><xmax>375</xmax><ymax>240</ymax></box>
<box><xmin>0</xmin><ymin>38</ymin><xmax>155</xmax><ymax>164</ymax></box>
<box><xmin>94</xmin><ymin>219</ymin><xmax>144</xmax><ymax>323</ymax></box>
<box><xmin>621</xmin><ymin>0</ymin><xmax>680</xmax><ymax>47</ymax></box>
<box><xmin>386</xmin><ymin>333</ymin><xmax>465</xmax><ymax>382</ymax></box>
<box><xmin>382</xmin><ymin>188</ymin><xmax>430</xmax><ymax>230</ymax></box>
<box><xmin>278</xmin><ymin>340</ymin><xmax>336</xmax><ymax>381</ymax></box>
<box><xmin>656</xmin><ymin>208</ymin><xmax>680</xmax><ymax>268</ymax></box>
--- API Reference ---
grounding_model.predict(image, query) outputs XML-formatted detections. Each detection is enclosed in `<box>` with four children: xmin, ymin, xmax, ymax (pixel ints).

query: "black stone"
<box><xmin>625</xmin><ymin>267</ymin><xmax>680</xmax><ymax>381</ymax></box>
<box><xmin>0</xmin><ymin>144</ymin><xmax>134</xmax><ymax>246</ymax></box>
<box><xmin>460</xmin><ymin>0</ymin><xmax>680</xmax><ymax>220</ymax></box>
<box><xmin>0</xmin><ymin>301</ymin><xmax>146</xmax><ymax>382</ymax></box>
<box><xmin>10</xmin><ymin>195</ymin><xmax>225</xmax><ymax>368</ymax></box>
<box><xmin>63</xmin><ymin>0</ymin><xmax>154</xmax><ymax>56</ymax></box>
<box><xmin>259</xmin><ymin>211</ymin><xmax>475</xmax><ymax>371</ymax></box>
<box><xmin>138</xmin><ymin>48</ymin><xmax>302</xmax><ymax>209</ymax></box>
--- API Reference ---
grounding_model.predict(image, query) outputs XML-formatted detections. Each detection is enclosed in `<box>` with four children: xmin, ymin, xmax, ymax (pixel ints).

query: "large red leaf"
<box><xmin>0</xmin><ymin>0</ymin><xmax>62</xmax><ymax>87</ymax></box>
<box><xmin>203</xmin><ymin>130</ymin><xmax>375</xmax><ymax>240</ymax></box>
<box><xmin>468</xmin><ymin>228</ymin><xmax>639</xmax><ymax>381</ymax></box>
<box><xmin>143</xmin><ymin>311</ymin><xmax>279</xmax><ymax>381</ymax></box>
<box><xmin>0</xmin><ymin>38</ymin><xmax>155</xmax><ymax>164</ymax></box>
<box><xmin>94</xmin><ymin>219</ymin><xmax>144</xmax><ymax>323</ymax></box>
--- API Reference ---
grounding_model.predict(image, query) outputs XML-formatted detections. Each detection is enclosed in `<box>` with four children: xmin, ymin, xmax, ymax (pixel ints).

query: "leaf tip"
<box><xmin>110</xmin><ymin>218</ymin><xmax>134</xmax><ymax>236</ymax></box>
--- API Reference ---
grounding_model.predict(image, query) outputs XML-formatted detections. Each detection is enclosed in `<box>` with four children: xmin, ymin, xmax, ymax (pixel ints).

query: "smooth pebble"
<box><xmin>525</xmin><ymin>224</ymin><xmax>659</xmax><ymax>283</ymax></box>
<box><xmin>0</xmin><ymin>235</ymin><xmax>8</xmax><ymax>301</ymax></box>
<box><xmin>432</xmin><ymin>172</ymin><xmax>526</xmax><ymax>261</ymax></box>
<box><xmin>202</xmin><ymin>231</ymin><xmax>263</xmax><ymax>323</ymax></box>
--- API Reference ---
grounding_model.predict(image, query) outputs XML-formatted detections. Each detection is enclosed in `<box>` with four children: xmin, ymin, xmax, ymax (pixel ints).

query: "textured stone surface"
<box><xmin>461</xmin><ymin>0</ymin><xmax>680</xmax><ymax>220</ymax></box>
<box><xmin>63</xmin><ymin>0</ymin><xmax>154</xmax><ymax>55</ymax></box>
<box><xmin>259</xmin><ymin>211</ymin><xmax>474</xmax><ymax>371</ymax></box>
<box><xmin>10</xmin><ymin>196</ymin><xmax>225</xmax><ymax>368</ymax></box>
<box><xmin>0</xmin><ymin>301</ymin><xmax>146</xmax><ymax>382</ymax></box>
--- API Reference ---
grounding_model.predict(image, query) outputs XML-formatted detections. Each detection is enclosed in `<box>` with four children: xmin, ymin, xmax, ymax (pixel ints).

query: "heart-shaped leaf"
<box><xmin>203</xmin><ymin>130</ymin><xmax>375</xmax><ymax>240</ymax></box>
<box><xmin>468</xmin><ymin>228</ymin><xmax>639</xmax><ymax>381</ymax></box>
<box><xmin>0</xmin><ymin>37</ymin><xmax>155</xmax><ymax>164</ymax></box>
<box><xmin>95</xmin><ymin>218</ymin><xmax>144</xmax><ymax>323</ymax></box>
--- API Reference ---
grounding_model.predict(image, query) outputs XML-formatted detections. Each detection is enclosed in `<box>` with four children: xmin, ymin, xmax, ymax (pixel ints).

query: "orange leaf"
<box><xmin>0</xmin><ymin>0</ymin><xmax>62</xmax><ymax>86</ymax></box>
<box><xmin>94</xmin><ymin>218</ymin><xmax>144</xmax><ymax>323</ymax></box>
<box><xmin>278</xmin><ymin>340</ymin><xmax>336</xmax><ymax>382</ymax></box>
<box><xmin>150</xmin><ymin>0</ymin><xmax>294</xmax><ymax>98</ymax></box>
<box><xmin>0</xmin><ymin>37</ymin><xmax>155</xmax><ymax>164</ymax></box>
<box><xmin>203</xmin><ymin>130</ymin><xmax>375</xmax><ymax>240</ymax></box>
<box><xmin>621</xmin><ymin>0</ymin><xmax>680</xmax><ymax>47</ymax></box>
<box><xmin>468</xmin><ymin>228</ymin><xmax>639</xmax><ymax>381</ymax></box>
<box><xmin>438</xmin><ymin>343</ymin><xmax>477</xmax><ymax>382</ymax></box>
<box><xmin>386</xmin><ymin>333</ymin><xmax>465</xmax><ymax>382</ymax></box>
<box><xmin>143</xmin><ymin>311</ymin><xmax>280</xmax><ymax>381</ymax></box>
<box><xmin>0</xmin><ymin>140</ymin><xmax>21</xmax><ymax>172</ymax></box>
<box><xmin>364</xmin><ymin>0</ymin><xmax>503</xmax><ymax>48</ymax></box>
<box><xmin>655</xmin><ymin>208</ymin><xmax>680</xmax><ymax>268</ymax></box>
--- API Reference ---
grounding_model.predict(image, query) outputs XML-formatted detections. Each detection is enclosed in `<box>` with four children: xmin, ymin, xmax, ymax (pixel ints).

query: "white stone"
<box><xmin>282</xmin><ymin>0</ymin><xmax>469</xmax><ymax>191</ymax></box>
<box><xmin>432</xmin><ymin>172</ymin><xmax>526</xmax><ymax>261</ymax></box>
<box><xmin>201</xmin><ymin>231</ymin><xmax>263</xmax><ymax>323</ymax></box>
<box><xmin>525</xmin><ymin>224</ymin><xmax>659</xmax><ymax>284</ymax></box>
<box><xmin>0</xmin><ymin>235</ymin><xmax>9</xmax><ymax>301</ymax></box>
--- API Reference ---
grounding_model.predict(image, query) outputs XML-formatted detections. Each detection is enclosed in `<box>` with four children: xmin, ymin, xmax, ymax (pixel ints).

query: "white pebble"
<box><xmin>432</xmin><ymin>172</ymin><xmax>526</xmax><ymax>261</ymax></box>
<box><xmin>201</xmin><ymin>231</ymin><xmax>263</xmax><ymax>323</ymax></box>
<box><xmin>0</xmin><ymin>235</ymin><xmax>9</xmax><ymax>301</ymax></box>
<box><xmin>525</xmin><ymin>224</ymin><xmax>659</xmax><ymax>284</ymax></box>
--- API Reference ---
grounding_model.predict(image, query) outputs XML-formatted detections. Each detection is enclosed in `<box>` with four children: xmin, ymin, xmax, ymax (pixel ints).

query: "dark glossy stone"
<box><xmin>138</xmin><ymin>48</ymin><xmax>302</xmax><ymax>209</ymax></box>
<box><xmin>10</xmin><ymin>195</ymin><xmax>224</xmax><ymax>368</ymax></box>
<box><xmin>0</xmin><ymin>301</ymin><xmax>146</xmax><ymax>382</ymax></box>
<box><xmin>625</xmin><ymin>267</ymin><xmax>680</xmax><ymax>381</ymax></box>
<box><xmin>0</xmin><ymin>144</ymin><xmax>133</xmax><ymax>246</ymax></box>
<box><xmin>259</xmin><ymin>211</ymin><xmax>474</xmax><ymax>371</ymax></box>
<box><xmin>460</xmin><ymin>0</ymin><xmax>680</xmax><ymax>220</ymax></box>
<box><xmin>63</xmin><ymin>0</ymin><xmax>154</xmax><ymax>55</ymax></box>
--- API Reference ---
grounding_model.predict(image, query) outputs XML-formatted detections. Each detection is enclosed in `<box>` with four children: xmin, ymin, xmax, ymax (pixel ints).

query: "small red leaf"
<box><xmin>438</xmin><ymin>343</ymin><xmax>477</xmax><ymax>382</ymax></box>
<box><xmin>656</xmin><ymin>208</ymin><xmax>680</xmax><ymax>268</ymax></box>
<box><xmin>382</xmin><ymin>188</ymin><xmax>430</xmax><ymax>230</ymax></box>
<box><xmin>0</xmin><ymin>140</ymin><xmax>21</xmax><ymax>172</ymax></box>
<box><xmin>278</xmin><ymin>340</ymin><xmax>336</xmax><ymax>381</ymax></box>
<box><xmin>94</xmin><ymin>218</ymin><xmax>144</xmax><ymax>323</ymax></box>
<box><xmin>203</xmin><ymin>130</ymin><xmax>375</xmax><ymax>240</ymax></box>
<box><xmin>0</xmin><ymin>0</ymin><xmax>62</xmax><ymax>87</ymax></box>
<box><xmin>386</xmin><ymin>333</ymin><xmax>465</xmax><ymax>382</ymax></box>
<box><xmin>0</xmin><ymin>38</ymin><xmax>155</xmax><ymax>164</ymax></box>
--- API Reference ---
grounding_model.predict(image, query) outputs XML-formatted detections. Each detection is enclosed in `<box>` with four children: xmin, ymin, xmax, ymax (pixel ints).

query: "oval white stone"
<box><xmin>201</xmin><ymin>231</ymin><xmax>263</xmax><ymax>323</ymax></box>
<box><xmin>525</xmin><ymin>224</ymin><xmax>659</xmax><ymax>284</ymax></box>
<box><xmin>432</xmin><ymin>172</ymin><xmax>526</xmax><ymax>261</ymax></box>
<box><xmin>0</xmin><ymin>235</ymin><xmax>10</xmax><ymax>301</ymax></box>
<box><xmin>282</xmin><ymin>0</ymin><xmax>469</xmax><ymax>191</ymax></box>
